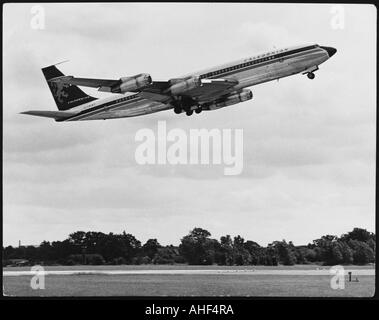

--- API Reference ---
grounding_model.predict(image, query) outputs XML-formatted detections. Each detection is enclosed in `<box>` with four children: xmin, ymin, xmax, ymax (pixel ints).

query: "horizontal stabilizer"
<box><xmin>20</xmin><ymin>110</ymin><xmax>76</xmax><ymax>120</ymax></box>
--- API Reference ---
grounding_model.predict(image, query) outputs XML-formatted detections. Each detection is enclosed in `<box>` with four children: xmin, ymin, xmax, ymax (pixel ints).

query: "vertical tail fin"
<box><xmin>42</xmin><ymin>65</ymin><xmax>97</xmax><ymax>111</ymax></box>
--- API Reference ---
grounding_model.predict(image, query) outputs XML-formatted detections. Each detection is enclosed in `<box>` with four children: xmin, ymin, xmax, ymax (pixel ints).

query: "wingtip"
<box><xmin>42</xmin><ymin>60</ymin><xmax>70</xmax><ymax>70</ymax></box>
<box><xmin>20</xmin><ymin>111</ymin><xmax>36</xmax><ymax>116</ymax></box>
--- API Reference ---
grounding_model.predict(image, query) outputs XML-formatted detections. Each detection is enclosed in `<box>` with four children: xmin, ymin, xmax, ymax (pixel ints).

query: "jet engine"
<box><xmin>111</xmin><ymin>73</ymin><xmax>152</xmax><ymax>93</ymax></box>
<box><xmin>168</xmin><ymin>76</ymin><xmax>202</xmax><ymax>95</ymax></box>
<box><xmin>206</xmin><ymin>89</ymin><xmax>253</xmax><ymax>110</ymax></box>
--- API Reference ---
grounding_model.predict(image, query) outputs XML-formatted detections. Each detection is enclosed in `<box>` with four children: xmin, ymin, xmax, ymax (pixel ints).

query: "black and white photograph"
<box><xmin>2</xmin><ymin>2</ymin><xmax>376</xmax><ymax>302</ymax></box>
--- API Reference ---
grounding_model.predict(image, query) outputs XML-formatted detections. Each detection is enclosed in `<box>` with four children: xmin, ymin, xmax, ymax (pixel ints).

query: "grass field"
<box><xmin>3</xmin><ymin>264</ymin><xmax>375</xmax><ymax>271</ymax></box>
<box><xmin>3</xmin><ymin>265</ymin><xmax>375</xmax><ymax>297</ymax></box>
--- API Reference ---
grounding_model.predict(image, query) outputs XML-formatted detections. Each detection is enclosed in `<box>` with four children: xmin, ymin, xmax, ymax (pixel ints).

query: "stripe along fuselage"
<box><xmin>59</xmin><ymin>44</ymin><xmax>335</xmax><ymax>121</ymax></box>
<box><xmin>194</xmin><ymin>44</ymin><xmax>330</xmax><ymax>91</ymax></box>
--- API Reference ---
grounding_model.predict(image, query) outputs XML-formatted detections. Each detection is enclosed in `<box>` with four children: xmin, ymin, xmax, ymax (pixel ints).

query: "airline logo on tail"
<box><xmin>49</xmin><ymin>81</ymin><xmax>69</xmax><ymax>104</ymax></box>
<box><xmin>42</xmin><ymin>64</ymin><xmax>97</xmax><ymax>111</ymax></box>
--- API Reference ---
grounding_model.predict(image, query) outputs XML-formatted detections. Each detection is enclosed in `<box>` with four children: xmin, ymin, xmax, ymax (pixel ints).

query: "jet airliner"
<box><xmin>22</xmin><ymin>44</ymin><xmax>336</xmax><ymax>121</ymax></box>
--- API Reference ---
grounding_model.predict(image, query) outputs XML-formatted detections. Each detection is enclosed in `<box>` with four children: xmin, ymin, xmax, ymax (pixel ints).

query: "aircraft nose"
<box><xmin>321</xmin><ymin>46</ymin><xmax>337</xmax><ymax>57</ymax></box>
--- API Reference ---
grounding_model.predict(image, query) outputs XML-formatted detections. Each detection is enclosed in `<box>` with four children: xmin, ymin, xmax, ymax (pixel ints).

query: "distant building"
<box><xmin>6</xmin><ymin>259</ymin><xmax>30</xmax><ymax>267</ymax></box>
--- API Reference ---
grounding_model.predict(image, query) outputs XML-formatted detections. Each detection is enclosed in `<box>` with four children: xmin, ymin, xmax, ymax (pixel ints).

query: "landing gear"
<box><xmin>172</xmin><ymin>101</ymin><xmax>202</xmax><ymax>116</ymax></box>
<box><xmin>174</xmin><ymin>106</ymin><xmax>182</xmax><ymax>114</ymax></box>
<box><xmin>303</xmin><ymin>66</ymin><xmax>318</xmax><ymax>80</ymax></box>
<box><xmin>182</xmin><ymin>106</ymin><xmax>202</xmax><ymax>116</ymax></box>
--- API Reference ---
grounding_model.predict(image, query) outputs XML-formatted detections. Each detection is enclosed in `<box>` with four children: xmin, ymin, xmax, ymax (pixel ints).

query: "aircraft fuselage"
<box><xmin>23</xmin><ymin>44</ymin><xmax>337</xmax><ymax>121</ymax></box>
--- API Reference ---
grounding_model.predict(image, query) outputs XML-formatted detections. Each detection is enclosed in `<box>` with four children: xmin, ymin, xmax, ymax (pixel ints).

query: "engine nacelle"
<box><xmin>168</xmin><ymin>76</ymin><xmax>202</xmax><ymax>95</ymax></box>
<box><xmin>207</xmin><ymin>90</ymin><xmax>253</xmax><ymax>110</ymax></box>
<box><xmin>111</xmin><ymin>73</ymin><xmax>152</xmax><ymax>93</ymax></box>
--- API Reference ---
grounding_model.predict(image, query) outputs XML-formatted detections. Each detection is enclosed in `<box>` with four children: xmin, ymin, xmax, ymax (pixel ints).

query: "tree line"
<box><xmin>3</xmin><ymin>227</ymin><xmax>375</xmax><ymax>266</ymax></box>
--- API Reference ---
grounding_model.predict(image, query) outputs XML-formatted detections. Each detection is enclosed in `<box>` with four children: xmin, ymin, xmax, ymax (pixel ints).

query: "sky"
<box><xmin>3</xmin><ymin>3</ymin><xmax>376</xmax><ymax>247</ymax></box>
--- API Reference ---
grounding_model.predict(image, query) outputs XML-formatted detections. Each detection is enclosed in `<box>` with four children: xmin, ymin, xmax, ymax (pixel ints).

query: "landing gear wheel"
<box><xmin>174</xmin><ymin>107</ymin><xmax>181</xmax><ymax>114</ymax></box>
<box><xmin>195</xmin><ymin>107</ymin><xmax>202</xmax><ymax>114</ymax></box>
<box><xmin>186</xmin><ymin>110</ymin><xmax>193</xmax><ymax>116</ymax></box>
<box><xmin>307</xmin><ymin>72</ymin><xmax>315</xmax><ymax>80</ymax></box>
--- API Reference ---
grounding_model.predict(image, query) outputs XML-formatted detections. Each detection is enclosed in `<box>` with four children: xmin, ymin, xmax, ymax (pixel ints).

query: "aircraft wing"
<box><xmin>141</xmin><ymin>78</ymin><xmax>239</xmax><ymax>103</ymax></box>
<box><xmin>49</xmin><ymin>74</ymin><xmax>239</xmax><ymax>102</ymax></box>
<box><xmin>189</xmin><ymin>78</ymin><xmax>239</xmax><ymax>100</ymax></box>
<box><xmin>49</xmin><ymin>76</ymin><xmax>120</xmax><ymax>91</ymax></box>
<box><xmin>138</xmin><ymin>81</ymin><xmax>172</xmax><ymax>103</ymax></box>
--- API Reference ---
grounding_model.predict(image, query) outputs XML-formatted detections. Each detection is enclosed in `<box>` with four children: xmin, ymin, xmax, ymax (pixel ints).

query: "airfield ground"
<box><xmin>3</xmin><ymin>265</ymin><xmax>375</xmax><ymax>297</ymax></box>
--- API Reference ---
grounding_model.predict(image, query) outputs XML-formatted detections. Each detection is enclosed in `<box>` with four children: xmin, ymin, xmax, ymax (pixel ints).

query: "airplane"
<box><xmin>21</xmin><ymin>44</ymin><xmax>336</xmax><ymax>121</ymax></box>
